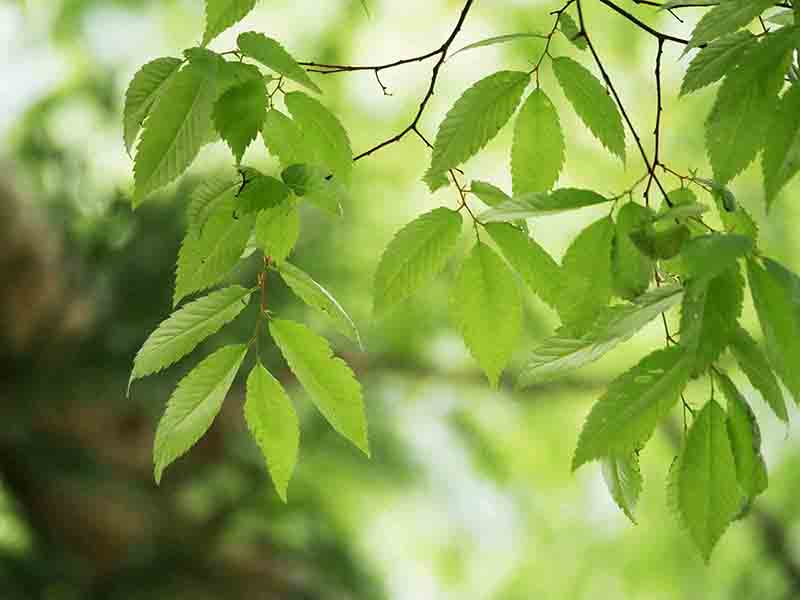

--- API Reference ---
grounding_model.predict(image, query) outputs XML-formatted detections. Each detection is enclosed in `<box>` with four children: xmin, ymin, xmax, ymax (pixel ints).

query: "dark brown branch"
<box><xmin>645</xmin><ymin>38</ymin><xmax>665</xmax><ymax>204</ymax></box>
<box><xmin>597</xmin><ymin>0</ymin><xmax>690</xmax><ymax>44</ymax></box>
<box><xmin>301</xmin><ymin>0</ymin><xmax>475</xmax><ymax>162</ymax></box>
<box><xmin>576</xmin><ymin>0</ymin><xmax>672</xmax><ymax>205</ymax></box>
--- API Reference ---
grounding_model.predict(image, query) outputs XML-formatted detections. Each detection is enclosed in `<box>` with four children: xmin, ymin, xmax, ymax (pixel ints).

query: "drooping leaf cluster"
<box><xmin>123</xmin><ymin>0</ymin><xmax>800</xmax><ymax>559</ymax></box>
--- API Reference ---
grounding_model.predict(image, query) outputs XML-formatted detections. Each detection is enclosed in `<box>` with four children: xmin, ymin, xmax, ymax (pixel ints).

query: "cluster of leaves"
<box><xmin>123</xmin><ymin>0</ymin><xmax>800</xmax><ymax>560</ymax></box>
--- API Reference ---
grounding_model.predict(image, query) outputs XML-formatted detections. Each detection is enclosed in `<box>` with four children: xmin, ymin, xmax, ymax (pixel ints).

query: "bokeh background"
<box><xmin>3</xmin><ymin>1</ymin><xmax>800</xmax><ymax>598</ymax></box>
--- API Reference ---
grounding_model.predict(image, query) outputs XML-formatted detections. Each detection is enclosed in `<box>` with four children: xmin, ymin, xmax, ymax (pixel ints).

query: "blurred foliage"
<box><xmin>3</xmin><ymin>0</ymin><xmax>800</xmax><ymax>599</ymax></box>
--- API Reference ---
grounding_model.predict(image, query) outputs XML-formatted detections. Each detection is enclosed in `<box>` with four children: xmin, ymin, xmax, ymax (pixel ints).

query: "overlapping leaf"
<box><xmin>573</xmin><ymin>346</ymin><xmax>693</xmax><ymax>469</ymax></box>
<box><xmin>601</xmin><ymin>453</ymin><xmax>642</xmax><ymax>523</ymax></box>
<box><xmin>245</xmin><ymin>362</ymin><xmax>299</xmax><ymax>501</ymax></box>
<box><xmin>373</xmin><ymin>208</ymin><xmax>462</xmax><ymax>315</ymax></box>
<box><xmin>153</xmin><ymin>344</ymin><xmax>248</xmax><ymax>483</ymax></box>
<box><xmin>451</xmin><ymin>242</ymin><xmax>522</xmax><ymax>388</ymax></box>
<box><xmin>425</xmin><ymin>71</ymin><xmax>530</xmax><ymax>189</ymax></box>
<box><xmin>269</xmin><ymin>319</ymin><xmax>369</xmax><ymax>454</ymax></box>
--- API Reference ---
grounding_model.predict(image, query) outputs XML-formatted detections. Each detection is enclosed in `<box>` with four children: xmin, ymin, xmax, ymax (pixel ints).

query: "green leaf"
<box><xmin>213</xmin><ymin>77</ymin><xmax>267</xmax><ymax>163</ymax></box>
<box><xmin>281</xmin><ymin>163</ymin><xmax>327</xmax><ymax>197</ymax></box>
<box><xmin>269</xmin><ymin>319</ymin><xmax>369</xmax><ymax>454</ymax></box>
<box><xmin>711</xmin><ymin>185</ymin><xmax>758</xmax><ymax>240</ymax></box>
<box><xmin>245</xmin><ymin>362</ymin><xmax>299</xmax><ymax>501</ymax></box>
<box><xmin>655</xmin><ymin>201</ymin><xmax>708</xmax><ymax>223</ymax></box>
<box><xmin>262</xmin><ymin>109</ymin><xmax>305</xmax><ymax>166</ymax></box>
<box><xmin>450</xmin><ymin>33</ymin><xmax>548</xmax><ymax>58</ymax></box>
<box><xmin>518</xmin><ymin>284</ymin><xmax>683</xmax><ymax>387</ymax></box>
<box><xmin>687</xmin><ymin>0</ymin><xmax>773</xmax><ymax>49</ymax></box>
<box><xmin>203</xmin><ymin>0</ymin><xmax>259</xmax><ymax>46</ymax></box>
<box><xmin>471</xmin><ymin>180</ymin><xmax>511</xmax><ymax>207</ymax></box>
<box><xmin>573</xmin><ymin>346</ymin><xmax>693</xmax><ymax>470</ymax></box>
<box><xmin>174</xmin><ymin>199</ymin><xmax>255</xmax><ymax>305</ymax></box>
<box><xmin>715</xmin><ymin>371</ymin><xmax>768</xmax><ymax>501</ymax></box>
<box><xmin>123</xmin><ymin>56</ymin><xmax>183</xmax><ymax>155</ymax></box>
<box><xmin>451</xmin><ymin>242</ymin><xmax>522</xmax><ymax>388</ymax></box>
<box><xmin>559</xmin><ymin>13</ymin><xmax>587</xmax><ymax>50</ymax></box>
<box><xmin>748</xmin><ymin>257</ymin><xmax>800</xmax><ymax>404</ymax></box>
<box><xmin>681</xmin><ymin>31</ymin><xmax>755</xmax><ymax>96</ymax></box>
<box><xmin>484</xmin><ymin>222</ymin><xmax>562</xmax><ymax>310</ymax></box>
<box><xmin>237</xmin><ymin>32</ymin><xmax>322</xmax><ymax>94</ymax></box>
<box><xmin>278</xmin><ymin>261</ymin><xmax>362</xmax><ymax>346</ymax></box>
<box><xmin>559</xmin><ymin>216</ymin><xmax>615</xmax><ymax>327</ymax></box>
<box><xmin>255</xmin><ymin>198</ymin><xmax>299</xmax><ymax>263</ymax></box>
<box><xmin>763</xmin><ymin>84</ymin><xmax>800</xmax><ymax>209</ymax></box>
<box><xmin>705</xmin><ymin>29</ymin><xmax>794</xmax><ymax>184</ymax></box>
<box><xmin>630</xmin><ymin>224</ymin><xmax>690</xmax><ymax>260</ymax></box>
<box><xmin>729</xmin><ymin>325</ymin><xmax>788</xmax><ymax>422</ymax></box>
<box><xmin>373</xmin><ymin>208</ymin><xmax>462</xmax><ymax>315</ymax></box>
<box><xmin>680</xmin><ymin>233</ymin><xmax>752</xmax><ymax>284</ymax></box>
<box><xmin>552</xmin><ymin>56</ymin><xmax>625</xmax><ymax>161</ymax></box>
<box><xmin>679</xmin><ymin>265</ymin><xmax>744</xmax><ymax>374</ymax></box>
<box><xmin>284</xmin><ymin>91</ymin><xmax>352</xmax><ymax>183</ymax></box>
<box><xmin>133</xmin><ymin>53</ymin><xmax>221</xmax><ymax>204</ymax></box>
<box><xmin>153</xmin><ymin>344</ymin><xmax>248</xmax><ymax>483</ymax></box>
<box><xmin>676</xmin><ymin>399</ymin><xmax>742</xmax><ymax>561</ymax></box>
<box><xmin>601</xmin><ymin>453</ymin><xmax>642</xmax><ymax>523</ymax></box>
<box><xmin>612</xmin><ymin>202</ymin><xmax>655</xmax><ymax>300</ymax></box>
<box><xmin>237</xmin><ymin>174</ymin><xmax>291</xmax><ymax>214</ymax></box>
<box><xmin>425</xmin><ymin>71</ymin><xmax>530</xmax><ymax>189</ymax></box>
<box><xmin>186</xmin><ymin>175</ymin><xmax>239</xmax><ymax>236</ymax></box>
<box><xmin>481</xmin><ymin>188</ymin><xmax>611</xmax><ymax>221</ymax></box>
<box><xmin>511</xmin><ymin>89</ymin><xmax>565</xmax><ymax>195</ymax></box>
<box><xmin>131</xmin><ymin>285</ymin><xmax>252</xmax><ymax>386</ymax></box>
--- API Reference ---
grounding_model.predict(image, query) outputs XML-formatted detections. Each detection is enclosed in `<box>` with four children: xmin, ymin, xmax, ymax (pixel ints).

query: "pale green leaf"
<box><xmin>262</xmin><ymin>109</ymin><xmax>305</xmax><ymax>166</ymax></box>
<box><xmin>269</xmin><ymin>319</ymin><xmax>369</xmax><ymax>454</ymax></box>
<box><xmin>237</xmin><ymin>174</ymin><xmax>291</xmax><ymax>214</ymax></box>
<box><xmin>373</xmin><ymin>208</ymin><xmax>462</xmax><ymax>315</ymax></box>
<box><xmin>519</xmin><ymin>284</ymin><xmax>683</xmax><ymax>387</ymax></box>
<box><xmin>481</xmin><ymin>188</ymin><xmax>611</xmax><ymax>222</ymax></box>
<box><xmin>687</xmin><ymin>0</ymin><xmax>773</xmax><ymax>49</ymax></box>
<box><xmin>484</xmin><ymin>222</ymin><xmax>562</xmax><ymax>309</ymax></box>
<box><xmin>729</xmin><ymin>325</ymin><xmax>788</xmax><ymax>422</ymax></box>
<box><xmin>212</xmin><ymin>77</ymin><xmax>267</xmax><ymax>163</ymax></box>
<box><xmin>573</xmin><ymin>346</ymin><xmax>693</xmax><ymax>469</ymax></box>
<box><xmin>451</xmin><ymin>242</ymin><xmax>522</xmax><ymax>387</ymax></box>
<box><xmin>450</xmin><ymin>33</ymin><xmax>548</xmax><ymax>58</ymax></box>
<box><xmin>559</xmin><ymin>13</ymin><xmax>587</xmax><ymax>50</ymax></box>
<box><xmin>425</xmin><ymin>71</ymin><xmax>530</xmax><ymax>189</ymax></box>
<box><xmin>764</xmin><ymin>84</ymin><xmax>800</xmax><ymax>209</ymax></box>
<box><xmin>203</xmin><ymin>0</ymin><xmax>259</xmax><ymax>46</ymax></box>
<box><xmin>245</xmin><ymin>362</ymin><xmax>299</xmax><ymax>501</ymax></box>
<box><xmin>237</xmin><ymin>32</ymin><xmax>322</xmax><ymax>94</ymax></box>
<box><xmin>612</xmin><ymin>202</ymin><xmax>655</xmax><ymax>300</ymax></box>
<box><xmin>552</xmin><ymin>56</ymin><xmax>625</xmax><ymax>160</ymax></box>
<box><xmin>131</xmin><ymin>285</ymin><xmax>252</xmax><ymax>385</ymax></box>
<box><xmin>559</xmin><ymin>215</ymin><xmax>615</xmax><ymax>327</ymax></box>
<box><xmin>174</xmin><ymin>199</ymin><xmax>255</xmax><ymax>305</ymax></box>
<box><xmin>154</xmin><ymin>344</ymin><xmax>248</xmax><ymax>483</ymax></box>
<box><xmin>748</xmin><ymin>257</ymin><xmax>800</xmax><ymax>404</ymax></box>
<box><xmin>705</xmin><ymin>29</ymin><xmax>794</xmax><ymax>184</ymax></box>
<box><xmin>123</xmin><ymin>56</ymin><xmax>183</xmax><ymax>155</ymax></box>
<box><xmin>255</xmin><ymin>198</ymin><xmax>299</xmax><ymax>263</ymax></box>
<box><xmin>133</xmin><ymin>53</ymin><xmax>221</xmax><ymax>204</ymax></box>
<box><xmin>186</xmin><ymin>175</ymin><xmax>239</xmax><ymax>235</ymax></box>
<box><xmin>715</xmin><ymin>371</ymin><xmax>768</xmax><ymax>500</ymax></box>
<box><xmin>681</xmin><ymin>31</ymin><xmax>755</xmax><ymax>96</ymax></box>
<box><xmin>278</xmin><ymin>262</ymin><xmax>361</xmax><ymax>346</ymax></box>
<box><xmin>601</xmin><ymin>453</ymin><xmax>642</xmax><ymax>523</ymax></box>
<box><xmin>679</xmin><ymin>265</ymin><xmax>744</xmax><ymax>373</ymax></box>
<box><xmin>471</xmin><ymin>180</ymin><xmax>511</xmax><ymax>207</ymax></box>
<box><xmin>285</xmin><ymin>91</ymin><xmax>352</xmax><ymax>183</ymax></box>
<box><xmin>680</xmin><ymin>233</ymin><xmax>752</xmax><ymax>284</ymax></box>
<box><xmin>511</xmin><ymin>89</ymin><xmax>565</xmax><ymax>195</ymax></box>
<box><xmin>676</xmin><ymin>399</ymin><xmax>743</xmax><ymax>561</ymax></box>
<box><xmin>630</xmin><ymin>224</ymin><xmax>690</xmax><ymax>260</ymax></box>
